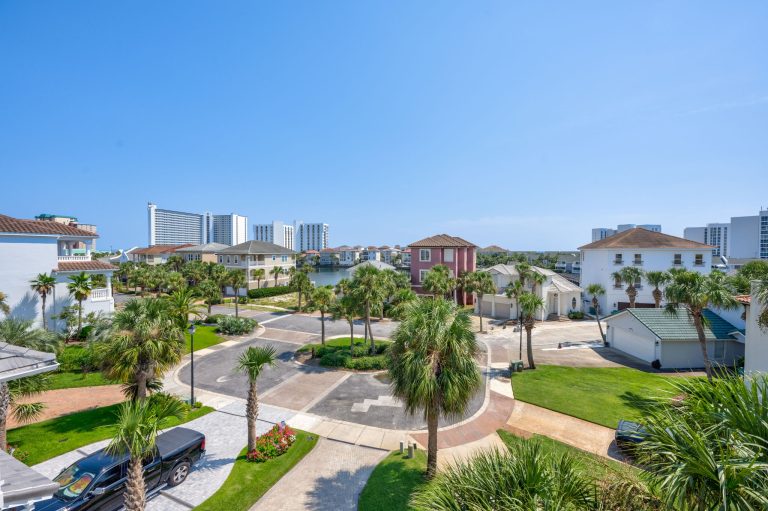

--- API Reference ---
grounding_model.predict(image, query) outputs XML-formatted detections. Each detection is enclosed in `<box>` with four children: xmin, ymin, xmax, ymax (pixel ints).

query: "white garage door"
<box><xmin>611</xmin><ymin>327</ymin><xmax>656</xmax><ymax>363</ymax></box>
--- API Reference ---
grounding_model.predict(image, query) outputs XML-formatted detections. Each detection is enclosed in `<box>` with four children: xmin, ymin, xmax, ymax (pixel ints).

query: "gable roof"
<box><xmin>175</xmin><ymin>243</ymin><xmax>229</xmax><ymax>253</ymax></box>
<box><xmin>479</xmin><ymin>245</ymin><xmax>509</xmax><ymax>254</ymax></box>
<box><xmin>409</xmin><ymin>234</ymin><xmax>476</xmax><ymax>248</ymax></box>
<box><xmin>56</xmin><ymin>261</ymin><xmax>117</xmax><ymax>273</ymax></box>
<box><xmin>615</xmin><ymin>308</ymin><xmax>738</xmax><ymax>341</ymax></box>
<box><xmin>0</xmin><ymin>214</ymin><xmax>99</xmax><ymax>238</ymax></box>
<box><xmin>578</xmin><ymin>228</ymin><xmax>712</xmax><ymax>250</ymax></box>
<box><xmin>218</xmin><ymin>240</ymin><xmax>295</xmax><ymax>255</ymax></box>
<box><xmin>132</xmin><ymin>244</ymin><xmax>195</xmax><ymax>255</ymax></box>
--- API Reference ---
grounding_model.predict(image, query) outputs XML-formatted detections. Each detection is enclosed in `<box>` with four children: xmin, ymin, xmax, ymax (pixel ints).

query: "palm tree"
<box><xmin>236</xmin><ymin>345</ymin><xmax>277</xmax><ymax>452</ymax></box>
<box><xmin>515</xmin><ymin>262</ymin><xmax>533</xmax><ymax>288</ymax></box>
<box><xmin>95</xmin><ymin>298</ymin><xmax>184</xmax><ymax>400</ymax></box>
<box><xmin>615</xmin><ymin>266</ymin><xmax>644</xmax><ymax>308</ymax></box>
<box><xmin>585</xmin><ymin>283</ymin><xmax>606</xmax><ymax>342</ymax></box>
<box><xmin>251</xmin><ymin>268</ymin><xmax>265</xmax><ymax>289</ymax></box>
<box><xmin>165</xmin><ymin>254</ymin><xmax>185</xmax><ymax>272</ymax></box>
<box><xmin>645</xmin><ymin>271</ymin><xmax>671</xmax><ymax>308</ymax></box>
<box><xmin>105</xmin><ymin>394</ymin><xmax>186</xmax><ymax>511</ymax></box>
<box><xmin>422</xmin><ymin>264</ymin><xmax>455</xmax><ymax>300</ymax></box>
<box><xmin>334</xmin><ymin>277</ymin><xmax>352</xmax><ymax>297</ymax></box>
<box><xmin>197</xmin><ymin>279</ymin><xmax>221</xmax><ymax>314</ymax></box>
<box><xmin>30</xmin><ymin>273</ymin><xmax>56</xmax><ymax>330</ymax></box>
<box><xmin>756</xmin><ymin>278</ymin><xmax>768</xmax><ymax>330</ymax></box>
<box><xmin>270</xmin><ymin>266</ymin><xmax>283</xmax><ymax>287</ymax></box>
<box><xmin>467</xmin><ymin>271</ymin><xmax>496</xmax><ymax>333</ymax></box>
<box><xmin>389</xmin><ymin>288</ymin><xmax>418</xmax><ymax>320</ymax></box>
<box><xmin>166</xmin><ymin>288</ymin><xmax>204</xmax><ymax>328</ymax></box>
<box><xmin>0</xmin><ymin>291</ymin><xmax>10</xmax><ymax>316</ymax></box>
<box><xmin>226</xmin><ymin>269</ymin><xmax>247</xmax><ymax>318</ymax></box>
<box><xmin>528</xmin><ymin>269</ymin><xmax>546</xmax><ymax>296</ymax></box>
<box><xmin>0</xmin><ymin>318</ymin><xmax>60</xmax><ymax>450</ymax></box>
<box><xmin>519</xmin><ymin>292</ymin><xmax>544</xmax><ymax>369</ymax></box>
<box><xmin>332</xmin><ymin>295</ymin><xmax>360</xmax><ymax>353</ymax></box>
<box><xmin>308</xmin><ymin>286</ymin><xmax>335</xmax><ymax>345</ymax></box>
<box><xmin>289</xmin><ymin>270</ymin><xmax>313</xmax><ymax>312</ymax></box>
<box><xmin>505</xmin><ymin>280</ymin><xmax>525</xmax><ymax>360</ymax></box>
<box><xmin>388</xmin><ymin>298</ymin><xmax>481</xmax><ymax>479</ymax></box>
<box><xmin>664</xmin><ymin>270</ymin><xmax>739</xmax><ymax>381</ymax></box>
<box><xmin>67</xmin><ymin>272</ymin><xmax>92</xmax><ymax>338</ymax></box>
<box><xmin>351</xmin><ymin>265</ymin><xmax>385</xmax><ymax>353</ymax></box>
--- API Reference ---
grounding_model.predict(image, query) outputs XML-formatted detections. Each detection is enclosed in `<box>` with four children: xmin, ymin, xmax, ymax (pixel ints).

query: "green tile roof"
<box><xmin>626</xmin><ymin>308</ymin><xmax>738</xmax><ymax>341</ymax></box>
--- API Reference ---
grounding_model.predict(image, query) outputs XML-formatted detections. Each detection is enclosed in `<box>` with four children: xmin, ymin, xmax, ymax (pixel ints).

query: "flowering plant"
<box><xmin>246</xmin><ymin>423</ymin><xmax>297</xmax><ymax>462</ymax></box>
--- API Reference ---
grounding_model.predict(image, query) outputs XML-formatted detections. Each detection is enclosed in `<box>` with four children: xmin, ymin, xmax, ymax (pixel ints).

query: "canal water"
<box><xmin>308</xmin><ymin>267</ymin><xmax>355</xmax><ymax>287</ymax></box>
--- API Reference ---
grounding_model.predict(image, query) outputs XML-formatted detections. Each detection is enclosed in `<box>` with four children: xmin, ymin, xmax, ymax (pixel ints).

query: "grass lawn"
<box><xmin>511</xmin><ymin>365</ymin><xmax>684</xmax><ymax>428</ymax></box>
<box><xmin>47</xmin><ymin>371</ymin><xmax>115</xmax><ymax>390</ymax></box>
<box><xmin>296</xmin><ymin>336</ymin><xmax>390</xmax><ymax>353</ymax></box>
<box><xmin>196</xmin><ymin>431</ymin><xmax>318</xmax><ymax>511</ymax></box>
<box><xmin>185</xmin><ymin>325</ymin><xmax>224</xmax><ymax>353</ymax></box>
<box><xmin>8</xmin><ymin>403</ymin><xmax>213</xmax><ymax>466</ymax></box>
<box><xmin>250</xmin><ymin>292</ymin><xmax>299</xmax><ymax>310</ymax></box>
<box><xmin>358</xmin><ymin>450</ymin><xmax>428</xmax><ymax>511</ymax></box>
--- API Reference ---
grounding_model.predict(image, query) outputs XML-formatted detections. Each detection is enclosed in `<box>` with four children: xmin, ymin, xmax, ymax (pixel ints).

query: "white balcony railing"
<box><xmin>58</xmin><ymin>255</ymin><xmax>91</xmax><ymax>262</ymax></box>
<box><xmin>90</xmin><ymin>288</ymin><xmax>111</xmax><ymax>302</ymax></box>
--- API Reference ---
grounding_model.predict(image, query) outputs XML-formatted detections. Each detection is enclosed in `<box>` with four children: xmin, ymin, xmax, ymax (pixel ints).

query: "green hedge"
<box><xmin>247</xmin><ymin>286</ymin><xmax>292</xmax><ymax>299</ymax></box>
<box><xmin>320</xmin><ymin>352</ymin><xmax>388</xmax><ymax>370</ymax></box>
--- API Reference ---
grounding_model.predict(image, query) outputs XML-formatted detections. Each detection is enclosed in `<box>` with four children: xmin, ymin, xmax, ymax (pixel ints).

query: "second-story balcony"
<box><xmin>58</xmin><ymin>255</ymin><xmax>92</xmax><ymax>262</ymax></box>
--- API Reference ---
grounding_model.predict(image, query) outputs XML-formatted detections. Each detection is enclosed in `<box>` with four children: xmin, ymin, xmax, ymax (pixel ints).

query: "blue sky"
<box><xmin>2</xmin><ymin>1</ymin><xmax>767</xmax><ymax>251</ymax></box>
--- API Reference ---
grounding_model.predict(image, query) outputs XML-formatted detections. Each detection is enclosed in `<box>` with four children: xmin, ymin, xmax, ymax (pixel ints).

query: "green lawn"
<box><xmin>47</xmin><ymin>371</ymin><xmax>115</xmax><ymax>390</ymax></box>
<box><xmin>297</xmin><ymin>336</ymin><xmax>390</xmax><ymax>352</ymax></box>
<box><xmin>185</xmin><ymin>325</ymin><xmax>224</xmax><ymax>353</ymax></box>
<box><xmin>358</xmin><ymin>450</ymin><xmax>428</xmax><ymax>511</ymax></box>
<box><xmin>195</xmin><ymin>431</ymin><xmax>318</xmax><ymax>511</ymax></box>
<box><xmin>250</xmin><ymin>292</ymin><xmax>299</xmax><ymax>310</ymax></box>
<box><xmin>511</xmin><ymin>365</ymin><xmax>684</xmax><ymax>428</ymax></box>
<box><xmin>8</xmin><ymin>403</ymin><xmax>213</xmax><ymax>466</ymax></box>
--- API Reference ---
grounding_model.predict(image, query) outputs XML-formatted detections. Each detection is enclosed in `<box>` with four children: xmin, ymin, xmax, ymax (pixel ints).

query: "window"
<box><xmin>218</xmin><ymin>256</ymin><xmax>223</xmax><ymax>263</ymax></box>
<box><xmin>571</xmin><ymin>297</ymin><xmax>577</xmax><ymax>309</ymax></box>
<box><xmin>419</xmin><ymin>249</ymin><xmax>431</xmax><ymax>262</ymax></box>
<box><xmin>673</xmin><ymin>254</ymin><xmax>682</xmax><ymax>265</ymax></box>
<box><xmin>694</xmin><ymin>254</ymin><xmax>704</xmax><ymax>266</ymax></box>
<box><xmin>614</xmin><ymin>254</ymin><xmax>623</xmax><ymax>264</ymax></box>
<box><xmin>272</xmin><ymin>255</ymin><xmax>276</xmax><ymax>261</ymax></box>
<box><xmin>226</xmin><ymin>256</ymin><xmax>231</xmax><ymax>264</ymax></box>
<box><xmin>634</xmin><ymin>276</ymin><xmax>642</xmax><ymax>288</ymax></box>
<box><xmin>419</xmin><ymin>269</ymin><xmax>429</xmax><ymax>283</ymax></box>
<box><xmin>234</xmin><ymin>256</ymin><xmax>239</xmax><ymax>264</ymax></box>
<box><xmin>97</xmin><ymin>465</ymin><xmax>124</xmax><ymax>488</ymax></box>
<box><xmin>444</xmin><ymin>248</ymin><xmax>454</xmax><ymax>262</ymax></box>
<box><xmin>633</xmin><ymin>254</ymin><xmax>642</xmax><ymax>265</ymax></box>
<box><xmin>614</xmin><ymin>275</ymin><xmax>622</xmax><ymax>288</ymax></box>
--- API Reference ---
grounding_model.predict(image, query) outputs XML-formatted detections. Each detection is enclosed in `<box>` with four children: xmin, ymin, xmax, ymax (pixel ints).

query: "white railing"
<box><xmin>90</xmin><ymin>288</ymin><xmax>111</xmax><ymax>302</ymax></box>
<box><xmin>58</xmin><ymin>255</ymin><xmax>91</xmax><ymax>262</ymax></box>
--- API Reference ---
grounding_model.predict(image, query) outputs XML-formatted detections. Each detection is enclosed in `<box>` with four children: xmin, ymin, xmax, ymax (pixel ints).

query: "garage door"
<box><xmin>611</xmin><ymin>326</ymin><xmax>656</xmax><ymax>363</ymax></box>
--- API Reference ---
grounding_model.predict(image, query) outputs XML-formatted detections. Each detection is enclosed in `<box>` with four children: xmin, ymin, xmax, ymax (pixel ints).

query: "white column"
<box><xmin>491</xmin><ymin>294</ymin><xmax>496</xmax><ymax>317</ymax></box>
<box><xmin>106</xmin><ymin>274</ymin><xmax>113</xmax><ymax>297</ymax></box>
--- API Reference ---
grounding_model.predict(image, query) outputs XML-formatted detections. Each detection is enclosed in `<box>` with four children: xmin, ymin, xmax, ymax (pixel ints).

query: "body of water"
<box><xmin>309</xmin><ymin>267</ymin><xmax>354</xmax><ymax>287</ymax></box>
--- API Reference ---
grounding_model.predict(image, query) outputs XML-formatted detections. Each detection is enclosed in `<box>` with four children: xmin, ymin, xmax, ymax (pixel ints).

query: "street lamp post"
<box><xmin>188</xmin><ymin>323</ymin><xmax>196</xmax><ymax>406</ymax></box>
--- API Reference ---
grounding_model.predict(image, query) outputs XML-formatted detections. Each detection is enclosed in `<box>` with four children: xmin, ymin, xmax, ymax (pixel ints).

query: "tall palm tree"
<box><xmin>67</xmin><ymin>272</ymin><xmax>92</xmax><ymax>338</ymax></box>
<box><xmin>585</xmin><ymin>283</ymin><xmax>606</xmax><ymax>342</ymax></box>
<box><xmin>645</xmin><ymin>271</ymin><xmax>671</xmax><ymax>308</ymax></box>
<box><xmin>251</xmin><ymin>268</ymin><xmax>265</xmax><ymax>289</ymax></box>
<box><xmin>226</xmin><ymin>269</ymin><xmax>247</xmax><ymax>318</ymax></box>
<box><xmin>0</xmin><ymin>291</ymin><xmax>10</xmax><ymax>316</ymax></box>
<box><xmin>331</xmin><ymin>295</ymin><xmax>360</xmax><ymax>353</ymax></box>
<box><xmin>528</xmin><ymin>269</ymin><xmax>546</xmax><ymax>296</ymax></box>
<box><xmin>616</xmin><ymin>266</ymin><xmax>644</xmax><ymax>308</ymax></box>
<box><xmin>505</xmin><ymin>280</ymin><xmax>525</xmax><ymax>360</ymax></box>
<box><xmin>289</xmin><ymin>270</ymin><xmax>312</xmax><ymax>312</ymax></box>
<box><xmin>105</xmin><ymin>394</ymin><xmax>186</xmax><ymax>511</ymax></box>
<box><xmin>165</xmin><ymin>254</ymin><xmax>185</xmax><ymax>272</ymax></box>
<box><xmin>756</xmin><ymin>278</ymin><xmax>768</xmax><ymax>330</ymax></box>
<box><xmin>197</xmin><ymin>279</ymin><xmax>221</xmax><ymax>314</ymax></box>
<box><xmin>467</xmin><ymin>271</ymin><xmax>496</xmax><ymax>333</ymax></box>
<box><xmin>664</xmin><ymin>270</ymin><xmax>738</xmax><ymax>381</ymax></box>
<box><xmin>422</xmin><ymin>264</ymin><xmax>455</xmax><ymax>300</ymax></box>
<box><xmin>308</xmin><ymin>286</ymin><xmax>335</xmax><ymax>345</ymax></box>
<box><xmin>519</xmin><ymin>292</ymin><xmax>544</xmax><ymax>369</ymax></box>
<box><xmin>270</xmin><ymin>266</ymin><xmax>283</xmax><ymax>287</ymax></box>
<box><xmin>388</xmin><ymin>298</ymin><xmax>481</xmax><ymax>479</ymax></box>
<box><xmin>334</xmin><ymin>277</ymin><xmax>352</xmax><ymax>296</ymax></box>
<box><xmin>351</xmin><ymin>265</ymin><xmax>385</xmax><ymax>353</ymax></box>
<box><xmin>166</xmin><ymin>288</ymin><xmax>204</xmax><ymax>329</ymax></box>
<box><xmin>163</xmin><ymin>271</ymin><xmax>186</xmax><ymax>294</ymax></box>
<box><xmin>236</xmin><ymin>345</ymin><xmax>277</xmax><ymax>451</ymax></box>
<box><xmin>95</xmin><ymin>298</ymin><xmax>184</xmax><ymax>400</ymax></box>
<box><xmin>515</xmin><ymin>262</ymin><xmax>533</xmax><ymax>288</ymax></box>
<box><xmin>0</xmin><ymin>318</ymin><xmax>60</xmax><ymax>450</ymax></box>
<box><xmin>30</xmin><ymin>273</ymin><xmax>56</xmax><ymax>330</ymax></box>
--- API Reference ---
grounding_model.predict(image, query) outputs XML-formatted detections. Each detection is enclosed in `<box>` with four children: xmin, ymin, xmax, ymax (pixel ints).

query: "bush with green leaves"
<box><xmin>568</xmin><ymin>311</ymin><xmax>585</xmax><ymax>319</ymax></box>
<box><xmin>204</xmin><ymin>314</ymin><xmax>228</xmax><ymax>324</ymax></box>
<box><xmin>319</xmin><ymin>351</ymin><xmax>387</xmax><ymax>370</ymax></box>
<box><xmin>216</xmin><ymin>316</ymin><xmax>258</xmax><ymax>336</ymax></box>
<box><xmin>246</xmin><ymin>286</ymin><xmax>291</xmax><ymax>299</ymax></box>
<box><xmin>57</xmin><ymin>345</ymin><xmax>96</xmax><ymax>373</ymax></box>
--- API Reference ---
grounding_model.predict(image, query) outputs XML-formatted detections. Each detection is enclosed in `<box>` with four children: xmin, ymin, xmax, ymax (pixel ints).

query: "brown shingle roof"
<box><xmin>0</xmin><ymin>214</ymin><xmax>99</xmax><ymax>237</ymax></box>
<box><xmin>408</xmin><ymin>234</ymin><xmax>477</xmax><ymax>248</ymax></box>
<box><xmin>131</xmin><ymin>244</ymin><xmax>195</xmax><ymax>255</ymax></box>
<box><xmin>56</xmin><ymin>261</ymin><xmax>117</xmax><ymax>272</ymax></box>
<box><xmin>578</xmin><ymin>228</ymin><xmax>713</xmax><ymax>250</ymax></box>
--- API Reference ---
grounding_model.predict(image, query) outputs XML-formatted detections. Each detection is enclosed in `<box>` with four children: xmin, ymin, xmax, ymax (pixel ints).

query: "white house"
<box><xmin>604</xmin><ymin>308</ymin><xmax>744</xmax><ymax>370</ymax></box>
<box><xmin>579</xmin><ymin>228</ymin><xmax>713</xmax><ymax>315</ymax></box>
<box><xmin>0</xmin><ymin>214</ymin><xmax>116</xmax><ymax>331</ymax></box>
<box><xmin>217</xmin><ymin>240</ymin><xmax>296</xmax><ymax>292</ymax></box>
<box><xmin>745</xmin><ymin>285</ymin><xmax>767</xmax><ymax>379</ymax></box>
<box><xmin>475</xmin><ymin>264</ymin><xmax>582</xmax><ymax>321</ymax></box>
<box><xmin>337</xmin><ymin>246</ymin><xmax>362</xmax><ymax>267</ymax></box>
<box><xmin>130</xmin><ymin>244</ymin><xmax>195</xmax><ymax>265</ymax></box>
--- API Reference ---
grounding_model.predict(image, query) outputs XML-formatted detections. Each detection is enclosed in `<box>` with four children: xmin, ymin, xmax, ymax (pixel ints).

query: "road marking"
<box><xmin>216</xmin><ymin>375</ymin><xmax>234</xmax><ymax>383</ymax></box>
<box><xmin>350</xmin><ymin>395</ymin><xmax>403</xmax><ymax>413</ymax></box>
<box><xmin>299</xmin><ymin>372</ymin><xmax>352</xmax><ymax>412</ymax></box>
<box><xmin>260</xmin><ymin>314</ymin><xmax>292</xmax><ymax>325</ymax></box>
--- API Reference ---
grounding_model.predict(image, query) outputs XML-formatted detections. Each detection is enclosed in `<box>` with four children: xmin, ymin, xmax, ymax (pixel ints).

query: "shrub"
<box><xmin>205</xmin><ymin>314</ymin><xmax>228</xmax><ymax>324</ymax></box>
<box><xmin>247</xmin><ymin>286</ymin><xmax>291</xmax><ymax>299</ymax></box>
<box><xmin>319</xmin><ymin>351</ymin><xmax>388</xmax><ymax>371</ymax></box>
<box><xmin>246</xmin><ymin>424</ymin><xmax>297</xmax><ymax>462</ymax></box>
<box><xmin>568</xmin><ymin>310</ymin><xmax>585</xmax><ymax>320</ymax></box>
<box><xmin>237</xmin><ymin>296</ymin><xmax>248</xmax><ymax>304</ymax></box>
<box><xmin>216</xmin><ymin>316</ymin><xmax>258</xmax><ymax>336</ymax></box>
<box><xmin>58</xmin><ymin>345</ymin><xmax>96</xmax><ymax>373</ymax></box>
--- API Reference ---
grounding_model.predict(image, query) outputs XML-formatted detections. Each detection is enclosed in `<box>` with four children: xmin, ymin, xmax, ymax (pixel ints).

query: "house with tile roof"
<box><xmin>130</xmin><ymin>244</ymin><xmax>196</xmax><ymax>265</ymax></box>
<box><xmin>408</xmin><ymin>234</ymin><xmax>477</xmax><ymax>305</ymax></box>
<box><xmin>0</xmin><ymin>214</ymin><xmax>116</xmax><ymax>331</ymax></box>
<box><xmin>476</xmin><ymin>264</ymin><xmax>583</xmax><ymax>321</ymax></box>
<box><xmin>175</xmin><ymin>242</ymin><xmax>229</xmax><ymax>263</ymax></box>
<box><xmin>216</xmin><ymin>240</ymin><xmax>296</xmax><ymax>291</ymax></box>
<box><xmin>603</xmin><ymin>308</ymin><xmax>744</xmax><ymax>369</ymax></box>
<box><xmin>579</xmin><ymin>227</ymin><xmax>714</xmax><ymax>314</ymax></box>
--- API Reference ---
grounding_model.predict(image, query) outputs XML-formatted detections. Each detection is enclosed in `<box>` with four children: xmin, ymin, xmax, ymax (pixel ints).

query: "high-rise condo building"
<box><xmin>253</xmin><ymin>221</ymin><xmax>294</xmax><ymax>250</ymax></box>
<box><xmin>148</xmin><ymin>203</ymin><xmax>207</xmax><ymax>246</ymax></box>
<box><xmin>684</xmin><ymin>209</ymin><xmax>768</xmax><ymax>260</ymax></box>
<box><xmin>684</xmin><ymin>223</ymin><xmax>729</xmax><ymax>257</ymax></box>
<box><xmin>295</xmin><ymin>221</ymin><xmax>329</xmax><ymax>251</ymax></box>
<box><xmin>211</xmin><ymin>214</ymin><xmax>248</xmax><ymax>246</ymax></box>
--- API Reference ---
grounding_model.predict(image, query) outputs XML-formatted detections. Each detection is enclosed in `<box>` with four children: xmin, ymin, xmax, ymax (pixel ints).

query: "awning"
<box><xmin>0</xmin><ymin>451</ymin><xmax>59</xmax><ymax>509</ymax></box>
<box><xmin>0</xmin><ymin>344</ymin><xmax>59</xmax><ymax>383</ymax></box>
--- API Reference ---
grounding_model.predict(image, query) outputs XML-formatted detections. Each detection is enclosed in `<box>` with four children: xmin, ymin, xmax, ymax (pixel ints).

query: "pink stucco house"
<box><xmin>408</xmin><ymin>234</ymin><xmax>477</xmax><ymax>305</ymax></box>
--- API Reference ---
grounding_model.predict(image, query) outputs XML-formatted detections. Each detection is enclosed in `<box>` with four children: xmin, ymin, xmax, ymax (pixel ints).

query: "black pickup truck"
<box><xmin>34</xmin><ymin>427</ymin><xmax>205</xmax><ymax>511</ymax></box>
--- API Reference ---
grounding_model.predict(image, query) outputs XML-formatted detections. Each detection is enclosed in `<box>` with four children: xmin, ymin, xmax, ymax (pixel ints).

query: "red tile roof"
<box><xmin>0</xmin><ymin>214</ymin><xmax>99</xmax><ymax>237</ymax></box>
<box><xmin>578</xmin><ymin>228</ymin><xmax>713</xmax><ymax>250</ymax></box>
<box><xmin>131</xmin><ymin>244</ymin><xmax>195</xmax><ymax>255</ymax></box>
<box><xmin>56</xmin><ymin>261</ymin><xmax>117</xmax><ymax>272</ymax></box>
<box><xmin>408</xmin><ymin>234</ymin><xmax>477</xmax><ymax>248</ymax></box>
<box><xmin>734</xmin><ymin>295</ymin><xmax>751</xmax><ymax>305</ymax></box>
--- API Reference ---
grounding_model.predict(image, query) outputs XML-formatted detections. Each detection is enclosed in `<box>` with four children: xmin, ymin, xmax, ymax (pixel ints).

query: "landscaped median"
<box><xmin>296</xmin><ymin>336</ymin><xmax>391</xmax><ymax>370</ymax></box>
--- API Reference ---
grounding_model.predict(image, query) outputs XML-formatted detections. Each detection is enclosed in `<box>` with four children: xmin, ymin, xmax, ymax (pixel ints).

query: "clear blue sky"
<box><xmin>2</xmin><ymin>1</ymin><xmax>767</xmax><ymax>251</ymax></box>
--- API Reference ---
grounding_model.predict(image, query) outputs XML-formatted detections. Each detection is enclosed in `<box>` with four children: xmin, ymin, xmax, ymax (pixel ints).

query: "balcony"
<box><xmin>58</xmin><ymin>255</ymin><xmax>91</xmax><ymax>262</ymax></box>
<box><xmin>90</xmin><ymin>288</ymin><xmax>112</xmax><ymax>302</ymax></box>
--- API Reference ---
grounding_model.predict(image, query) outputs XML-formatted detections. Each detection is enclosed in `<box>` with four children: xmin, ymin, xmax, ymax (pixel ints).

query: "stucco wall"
<box><xmin>606</xmin><ymin>313</ymin><xmax>657</xmax><ymax>363</ymax></box>
<box><xmin>0</xmin><ymin>235</ymin><xmax>59</xmax><ymax>325</ymax></box>
<box><xmin>745</xmin><ymin>287</ymin><xmax>768</xmax><ymax>377</ymax></box>
<box><xmin>660</xmin><ymin>340</ymin><xmax>743</xmax><ymax>370</ymax></box>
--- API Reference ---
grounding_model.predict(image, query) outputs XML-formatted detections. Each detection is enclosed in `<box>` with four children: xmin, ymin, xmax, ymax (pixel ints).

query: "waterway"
<box><xmin>308</xmin><ymin>267</ymin><xmax>355</xmax><ymax>287</ymax></box>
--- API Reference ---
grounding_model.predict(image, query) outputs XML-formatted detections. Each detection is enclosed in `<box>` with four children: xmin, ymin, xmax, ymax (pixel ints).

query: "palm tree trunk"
<box><xmin>526</xmin><ymin>324</ymin><xmax>536</xmax><ymax>369</ymax></box>
<box><xmin>349</xmin><ymin>321</ymin><xmax>354</xmax><ymax>354</ymax></box>
<box><xmin>41</xmin><ymin>294</ymin><xmax>47</xmax><ymax>330</ymax></box>
<box><xmin>208</xmin><ymin>302</ymin><xmax>212</xmax><ymax>314</ymax></box>
<box><xmin>478</xmin><ymin>293</ymin><xmax>483</xmax><ymax>333</ymax></box>
<box><xmin>136</xmin><ymin>368</ymin><xmax>148</xmax><ymax>401</ymax></box>
<box><xmin>693</xmin><ymin>313</ymin><xmax>713</xmax><ymax>382</ymax></box>
<box><xmin>320</xmin><ymin>311</ymin><xmax>326</xmax><ymax>345</ymax></box>
<box><xmin>367</xmin><ymin>303</ymin><xmax>375</xmax><ymax>355</ymax></box>
<box><xmin>247</xmin><ymin>381</ymin><xmax>258</xmax><ymax>451</ymax></box>
<box><xmin>297</xmin><ymin>291</ymin><xmax>302</xmax><ymax>312</ymax></box>
<box><xmin>124</xmin><ymin>456</ymin><xmax>146</xmax><ymax>511</ymax></box>
<box><xmin>77</xmin><ymin>299</ymin><xmax>83</xmax><ymax>338</ymax></box>
<box><xmin>653</xmin><ymin>288</ymin><xmax>662</xmax><ymax>308</ymax></box>
<box><xmin>234</xmin><ymin>289</ymin><xmax>240</xmax><ymax>318</ymax></box>
<box><xmin>517</xmin><ymin>303</ymin><xmax>523</xmax><ymax>360</ymax></box>
<box><xmin>426</xmin><ymin>407</ymin><xmax>439</xmax><ymax>480</ymax></box>
<box><xmin>0</xmin><ymin>382</ymin><xmax>9</xmax><ymax>452</ymax></box>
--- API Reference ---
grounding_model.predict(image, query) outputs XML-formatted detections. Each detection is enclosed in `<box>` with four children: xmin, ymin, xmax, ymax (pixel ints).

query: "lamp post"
<box><xmin>188</xmin><ymin>323</ymin><xmax>196</xmax><ymax>406</ymax></box>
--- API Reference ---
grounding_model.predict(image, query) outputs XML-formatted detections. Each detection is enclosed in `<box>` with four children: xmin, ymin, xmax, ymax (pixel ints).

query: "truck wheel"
<box><xmin>168</xmin><ymin>461</ymin><xmax>191</xmax><ymax>487</ymax></box>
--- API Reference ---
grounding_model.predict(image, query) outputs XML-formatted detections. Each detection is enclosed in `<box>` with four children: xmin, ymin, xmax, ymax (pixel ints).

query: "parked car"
<box><xmin>35</xmin><ymin>427</ymin><xmax>205</xmax><ymax>511</ymax></box>
<box><xmin>615</xmin><ymin>419</ymin><xmax>648</xmax><ymax>451</ymax></box>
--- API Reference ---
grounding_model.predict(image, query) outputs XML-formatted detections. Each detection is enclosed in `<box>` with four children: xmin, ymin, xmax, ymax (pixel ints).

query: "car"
<box><xmin>615</xmin><ymin>419</ymin><xmax>648</xmax><ymax>451</ymax></box>
<box><xmin>34</xmin><ymin>427</ymin><xmax>205</xmax><ymax>511</ymax></box>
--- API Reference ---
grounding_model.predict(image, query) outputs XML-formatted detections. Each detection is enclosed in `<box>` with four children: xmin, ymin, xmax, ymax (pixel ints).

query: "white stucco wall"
<box><xmin>580</xmin><ymin>248</ymin><xmax>712</xmax><ymax>314</ymax></box>
<box><xmin>605</xmin><ymin>312</ymin><xmax>658</xmax><ymax>362</ymax></box>
<box><xmin>745</xmin><ymin>287</ymin><xmax>768</xmax><ymax>377</ymax></box>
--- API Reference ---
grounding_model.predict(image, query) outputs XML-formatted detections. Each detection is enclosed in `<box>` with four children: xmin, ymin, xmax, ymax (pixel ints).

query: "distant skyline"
<box><xmin>2</xmin><ymin>1</ymin><xmax>767</xmax><ymax>251</ymax></box>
